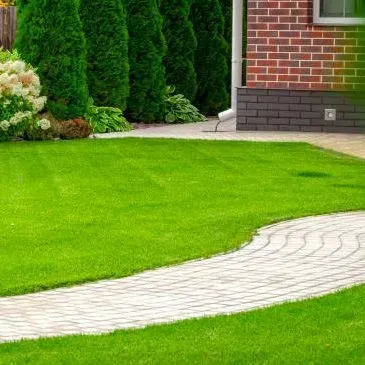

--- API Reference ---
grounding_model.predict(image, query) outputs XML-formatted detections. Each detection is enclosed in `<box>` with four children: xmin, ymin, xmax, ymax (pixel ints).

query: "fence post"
<box><xmin>0</xmin><ymin>6</ymin><xmax>16</xmax><ymax>50</ymax></box>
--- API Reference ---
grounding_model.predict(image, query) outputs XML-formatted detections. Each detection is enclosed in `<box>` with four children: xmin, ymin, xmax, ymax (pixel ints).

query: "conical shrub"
<box><xmin>79</xmin><ymin>0</ymin><xmax>129</xmax><ymax>110</ymax></box>
<box><xmin>16</xmin><ymin>0</ymin><xmax>88</xmax><ymax>120</ymax></box>
<box><xmin>160</xmin><ymin>0</ymin><xmax>197</xmax><ymax>102</ymax></box>
<box><xmin>191</xmin><ymin>0</ymin><xmax>229</xmax><ymax>115</ymax></box>
<box><xmin>220</xmin><ymin>0</ymin><xmax>232</xmax><ymax>92</ymax></box>
<box><xmin>125</xmin><ymin>0</ymin><xmax>167</xmax><ymax>121</ymax></box>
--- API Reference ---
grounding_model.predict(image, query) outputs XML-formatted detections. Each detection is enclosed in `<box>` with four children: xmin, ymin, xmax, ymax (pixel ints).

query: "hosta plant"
<box><xmin>85</xmin><ymin>101</ymin><xmax>132</xmax><ymax>133</ymax></box>
<box><xmin>0</xmin><ymin>54</ymin><xmax>50</xmax><ymax>141</ymax></box>
<box><xmin>164</xmin><ymin>86</ymin><xmax>206</xmax><ymax>124</ymax></box>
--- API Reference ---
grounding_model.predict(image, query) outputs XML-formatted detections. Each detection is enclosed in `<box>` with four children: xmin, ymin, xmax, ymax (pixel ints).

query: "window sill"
<box><xmin>313</xmin><ymin>18</ymin><xmax>365</xmax><ymax>26</ymax></box>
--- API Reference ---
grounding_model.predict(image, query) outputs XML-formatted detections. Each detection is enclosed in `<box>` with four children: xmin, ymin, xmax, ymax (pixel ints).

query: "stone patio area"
<box><xmin>94</xmin><ymin>119</ymin><xmax>365</xmax><ymax>159</ymax></box>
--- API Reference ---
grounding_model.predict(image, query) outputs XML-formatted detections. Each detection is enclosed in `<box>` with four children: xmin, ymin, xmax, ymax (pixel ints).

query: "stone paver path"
<box><xmin>1</xmin><ymin>212</ymin><xmax>364</xmax><ymax>343</ymax></box>
<box><xmin>94</xmin><ymin>119</ymin><xmax>365</xmax><ymax>159</ymax></box>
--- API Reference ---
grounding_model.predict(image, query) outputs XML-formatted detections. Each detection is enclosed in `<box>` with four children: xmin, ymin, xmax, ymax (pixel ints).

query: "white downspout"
<box><xmin>217</xmin><ymin>0</ymin><xmax>243</xmax><ymax>125</ymax></box>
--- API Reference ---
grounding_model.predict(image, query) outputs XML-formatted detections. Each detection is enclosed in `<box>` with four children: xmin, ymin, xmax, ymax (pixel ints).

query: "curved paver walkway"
<box><xmin>94</xmin><ymin>119</ymin><xmax>365</xmax><ymax>159</ymax></box>
<box><xmin>0</xmin><ymin>212</ymin><xmax>364</xmax><ymax>343</ymax></box>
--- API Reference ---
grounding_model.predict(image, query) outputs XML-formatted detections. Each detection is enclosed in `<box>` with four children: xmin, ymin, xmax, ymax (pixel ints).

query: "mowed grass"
<box><xmin>0</xmin><ymin>138</ymin><xmax>364</xmax><ymax>296</ymax></box>
<box><xmin>0</xmin><ymin>284</ymin><xmax>364</xmax><ymax>364</ymax></box>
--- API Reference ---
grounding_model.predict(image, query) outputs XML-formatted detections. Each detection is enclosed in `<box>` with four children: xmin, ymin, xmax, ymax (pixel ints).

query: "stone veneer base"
<box><xmin>237</xmin><ymin>88</ymin><xmax>365</xmax><ymax>134</ymax></box>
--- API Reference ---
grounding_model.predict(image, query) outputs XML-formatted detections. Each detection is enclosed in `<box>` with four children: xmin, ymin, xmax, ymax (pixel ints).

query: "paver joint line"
<box><xmin>0</xmin><ymin>212</ymin><xmax>364</xmax><ymax>343</ymax></box>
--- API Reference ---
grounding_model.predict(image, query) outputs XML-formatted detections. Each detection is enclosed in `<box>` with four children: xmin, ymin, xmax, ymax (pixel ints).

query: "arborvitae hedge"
<box><xmin>79</xmin><ymin>0</ymin><xmax>129</xmax><ymax>110</ymax></box>
<box><xmin>160</xmin><ymin>0</ymin><xmax>197</xmax><ymax>102</ymax></box>
<box><xmin>16</xmin><ymin>0</ymin><xmax>88</xmax><ymax>120</ymax></box>
<box><xmin>125</xmin><ymin>0</ymin><xmax>167</xmax><ymax>121</ymax></box>
<box><xmin>15</xmin><ymin>0</ymin><xmax>28</xmax><ymax>15</ymax></box>
<box><xmin>191</xmin><ymin>0</ymin><xmax>229</xmax><ymax>115</ymax></box>
<box><xmin>220</xmin><ymin>0</ymin><xmax>232</xmax><ymax>92</ymax></box>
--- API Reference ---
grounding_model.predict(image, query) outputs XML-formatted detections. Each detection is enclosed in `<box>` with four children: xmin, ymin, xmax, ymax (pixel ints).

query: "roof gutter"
<box><xmin>217</xmin><ymin>0</ymin><xmax>243</xmax><ymax>126</ymax></box>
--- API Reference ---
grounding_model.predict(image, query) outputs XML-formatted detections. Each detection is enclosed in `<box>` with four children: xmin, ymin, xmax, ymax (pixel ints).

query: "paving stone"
<box><xmin>91</xmin><ymin>119</ymin><xmax>365</xmax><ymax>159</ymax></box>
<box><xmin>0</xmin><ymin>212</ymin><xmax>364</xmax><ymax>343</ymax></box>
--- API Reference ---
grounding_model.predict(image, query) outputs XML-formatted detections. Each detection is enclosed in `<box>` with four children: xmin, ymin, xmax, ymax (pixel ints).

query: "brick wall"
<box><xmin>236</xmin><ymin>87</ymin><xmax>365</xmax><ymax>133</ymax></box>
<box><xmin>246</xmin><ymin>0</ymin><xmax>365</xmax><ymax>91</ymax></box>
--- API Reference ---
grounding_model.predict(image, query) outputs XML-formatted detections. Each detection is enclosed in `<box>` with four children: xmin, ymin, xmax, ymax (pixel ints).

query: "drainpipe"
<box><xmin>217</xmin><ymin>0</ymin><xmax>243</xmax><ymax>127</ymax></box>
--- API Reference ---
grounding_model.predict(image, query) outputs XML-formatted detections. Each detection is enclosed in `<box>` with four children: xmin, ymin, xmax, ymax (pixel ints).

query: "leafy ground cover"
<box><xmin>0</xmin><ymin>284</ymin><xmax>364</xmax><ymax>364</ymax></box>
<box><xmin>0</xmin><ymin>138</ymin><xmax>364</xmax><ymax>296</ymax></box>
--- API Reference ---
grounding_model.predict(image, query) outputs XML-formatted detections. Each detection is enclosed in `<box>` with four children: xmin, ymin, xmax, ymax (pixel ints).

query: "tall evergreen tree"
<box><xmin>220</xmin><ymin>0</ymin><xmax>232</xmax><ymax>92</ymax></box>
<box><xmin>125</xmin><ymin>0</ymin><xmax>167</xmax><ymax>121</ymax></box>
<box><xmin>16</xmin><ymin>0</ymin><xmax>88</xmax><ymax>120</ymax></box>
<box><xmin>160</xmin><ymin>0</ymin><xmax>197</xmax><ymax>102</ymax></box>
<box><xmin>15</xmin><ymin>0</ymin><xmax>28</xmax><ymax>14</ymax></box>
<box><xmin>79</xmin><ymin>0</ymin><xmax>129</xmax><ymax>110</ymax></box>
<box><xmin>190</xmin><ymin>0</ymin><xmax>229</xmax><ymax>115</ymax></box>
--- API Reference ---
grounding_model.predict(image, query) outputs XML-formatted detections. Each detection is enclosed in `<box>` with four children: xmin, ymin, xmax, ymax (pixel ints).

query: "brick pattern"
<box><xmin>247</xmin><ymin>0</ymin><xmax>365</xmax><ymax>91</ymax></box>
<box><xmin>0</xmin><ymin>212</ymin><xmax>364</xmax><ymax>343</ymax></box>
<box><xmin>237</xmin><ymin>87</ymin><xmax>365</xmax><ymax>133</ymax></box>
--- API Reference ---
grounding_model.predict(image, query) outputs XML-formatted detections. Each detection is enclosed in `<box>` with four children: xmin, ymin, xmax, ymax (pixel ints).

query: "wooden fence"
<box><xmin>0</xmin><ymin>6</ymin><xmax>16</xmax><ymax>50</ymax></box>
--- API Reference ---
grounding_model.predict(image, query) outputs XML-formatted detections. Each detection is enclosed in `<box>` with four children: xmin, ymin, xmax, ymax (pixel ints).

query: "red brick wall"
<box><xmin>246</xmin><ymin>0</ymin><xmax>363</xmax><ymax>91</ymax></box>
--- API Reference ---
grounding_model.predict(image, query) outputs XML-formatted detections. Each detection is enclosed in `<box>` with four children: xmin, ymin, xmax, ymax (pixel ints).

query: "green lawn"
<box><xmin>1</xmin><ymin>284</ymin><xmax>364</xmax><ymax>364</ymax></box>
<box><xmin>0</xmin><ymin>138</ymin><xmax>364</xmax><ymax>296</ymax></box>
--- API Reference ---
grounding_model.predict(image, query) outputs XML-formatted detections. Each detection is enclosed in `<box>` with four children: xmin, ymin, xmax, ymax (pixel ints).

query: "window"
<box><xmin>313</xmin><ymin>0</ymin><xmax>365</xmax><ymax>25</ymax></box>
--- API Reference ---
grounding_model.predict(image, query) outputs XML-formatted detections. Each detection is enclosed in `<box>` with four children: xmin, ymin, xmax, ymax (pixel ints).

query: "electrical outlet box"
<box><xmin>325</xmin><ymin>109</ymin><xmax>336</xmax><ymax>121</ymax></box>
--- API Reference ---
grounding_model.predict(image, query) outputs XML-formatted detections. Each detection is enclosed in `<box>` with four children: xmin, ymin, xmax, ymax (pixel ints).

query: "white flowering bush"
<box><xmin>0</xmin><ymin>51</ymin><xmax>50</xmax><ymax>141</ymax></box>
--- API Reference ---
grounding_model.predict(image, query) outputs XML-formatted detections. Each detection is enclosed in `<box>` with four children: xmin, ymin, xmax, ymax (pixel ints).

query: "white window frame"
<box><xmin>313</xmin><ymin>0</ymin><xmax>365</xmax><ymax>25</ymax></box>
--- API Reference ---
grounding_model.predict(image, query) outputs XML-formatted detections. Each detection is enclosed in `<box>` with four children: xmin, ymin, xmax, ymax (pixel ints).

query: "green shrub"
<box><xmin>54</xmin><ymin>118</ymin><xmax>91</xmax><ymax>139</ymax></box>
<box><xmin>16</xmin><ymin>0</ymin><xmax>89</xmax><ymax>120</ymax></box>
<box><xmin>23</xmin><ymin>118</ymin><xmax>56</xmax><ymax>141</ymax></box>
<box><xmin>85</xmin><ymin>103</ymin><xmax>132</xmax><ymax>133</ymax></box>
<box><xmin>79</xmin><ymin>0</ymin><xmax>129</xmax><ymax>110</ymax></box>
<box><xmin>190</xmin><ymin>0</ymin><xmax>229</xmax><ymax>115</ymax></box>
<box><xmin>220</xmin><ymin>0</ymin><xmax>232</xmax><ymax>92</ymax></box>
<box><xmin>164</xmin><ymin>86</ymin><xmax>206</xmax><ymax>124</ymax></box>
<box><xmin>160</xmin><ymin>0</ymin><xmax>197</xmax><ymax>102</ymax></box>
<box><xmin>125</xmin><ymin>0</ymin><xmax>167</xmax><ymax>121</ymax></box>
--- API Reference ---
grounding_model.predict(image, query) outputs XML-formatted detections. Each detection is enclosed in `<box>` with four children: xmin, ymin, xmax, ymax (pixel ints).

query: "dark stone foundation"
<box><xmin>236</xmin><ymin>87</ymin><xmax>365</xmax><ymax>134</ymax></box>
